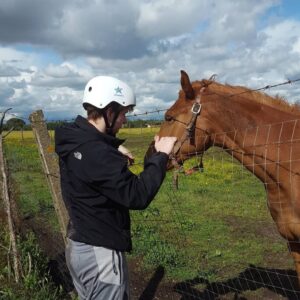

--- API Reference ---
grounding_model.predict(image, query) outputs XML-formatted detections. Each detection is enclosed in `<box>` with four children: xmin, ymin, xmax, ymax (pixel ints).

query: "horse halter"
<box><xmin>170</xmin><ymin>87</ymin><xmax>205</xmax><ymax>188</ymax></box>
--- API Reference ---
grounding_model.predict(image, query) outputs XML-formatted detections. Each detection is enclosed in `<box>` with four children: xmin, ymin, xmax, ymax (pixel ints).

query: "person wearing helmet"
<box><xmin>55</xmin><ymin>76</ymin><xmax>177</xmax><ymax>300</ymax></box>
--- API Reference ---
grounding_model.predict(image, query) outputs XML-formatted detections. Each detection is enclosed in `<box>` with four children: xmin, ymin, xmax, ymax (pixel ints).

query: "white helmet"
<box><xmin>83</xmin><ymin>76</ymin><xmax>136</xmax><ymax>110</ymax></box>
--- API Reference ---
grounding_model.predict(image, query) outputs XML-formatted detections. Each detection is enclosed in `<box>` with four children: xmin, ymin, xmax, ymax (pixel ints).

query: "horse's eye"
<box><xmin>165</xmin><ymin>114</ymin><xmax>174</xmax><ymax>122</ymax></box>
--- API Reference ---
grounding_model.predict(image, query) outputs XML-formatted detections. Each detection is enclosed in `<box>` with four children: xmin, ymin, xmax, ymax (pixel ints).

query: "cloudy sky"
<box><xmin>1</xmin><ymin>0</ymin><xmax>300</xmax><ymax>121</ymax></box>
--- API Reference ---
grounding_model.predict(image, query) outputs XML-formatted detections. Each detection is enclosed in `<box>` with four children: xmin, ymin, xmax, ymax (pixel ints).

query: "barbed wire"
<box><xmin>257</xmin><ymin>78</ymin><xmax>300</xmax><ymax>90</ymax></box>
<box><xmin>126</xmin><ymin>77</ymin><xmax>300</xmax><ymax>118</ymax></box>
<box><xmin>1</xmin><ymin>112</ymin><xmax>76</xmax><ymax>124</ymax></box>
<box><xmin>126</xmin><ymin>108</ymin><xmax>168</xmax><ymax>118</ymax></box>
<box><xmin>224</xmin><ymin>77</ymin><xmax>300</xmax><ymax>98</ymax></box>
<box><xmin>2</xmin><ymin>76</ymin><xmax>300</xmax><ymax>122</ymax></box>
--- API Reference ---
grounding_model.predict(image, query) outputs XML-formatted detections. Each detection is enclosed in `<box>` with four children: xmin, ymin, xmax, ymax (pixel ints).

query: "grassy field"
<box><xmin>2</xmin><ymin>128</ymin><xmax>297</xmax><ymax>299</ymax></box>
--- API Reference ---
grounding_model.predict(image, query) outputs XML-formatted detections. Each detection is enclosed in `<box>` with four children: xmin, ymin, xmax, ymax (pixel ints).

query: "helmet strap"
<box><xmin>102</xmin><ymin>111</ymin><xmax>112</xmax><ymax>134</ymax></box>
<box><xmin>103</xmin><ymin>108</ymin><xmax>121</xmax><ymax>136</ymax></box>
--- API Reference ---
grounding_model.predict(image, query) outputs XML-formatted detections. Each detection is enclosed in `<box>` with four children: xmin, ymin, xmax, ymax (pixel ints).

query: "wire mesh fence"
<box><xmin>3</xmin><ymin>119</ymin><xmax>300</xmax><ymax>299</ymax></box>
<box><xmin>3</xmin><ymin>130</ymin><xmax>73</xmax><ymax>292</ymax></box>
<box><xmin>2</xmin><ymin>76</ymin><xmax>300</xmax><ymax>299</ymax></box>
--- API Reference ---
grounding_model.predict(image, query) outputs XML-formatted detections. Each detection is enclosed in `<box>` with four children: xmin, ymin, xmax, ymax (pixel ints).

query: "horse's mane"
<box><xmin>195</xmin><ymin>79</ymin><xmax>300</xmax><ymax>115</ymax></box>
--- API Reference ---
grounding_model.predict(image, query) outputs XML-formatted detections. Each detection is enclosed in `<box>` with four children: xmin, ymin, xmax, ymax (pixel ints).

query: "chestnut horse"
<box><xmin>151</xmin><ymin>70</ymin><xmax>300</xmax><ymax>284</ymax></box>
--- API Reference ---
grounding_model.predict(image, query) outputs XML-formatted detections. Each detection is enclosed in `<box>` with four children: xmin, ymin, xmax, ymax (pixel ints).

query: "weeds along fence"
<box><xmin>0</xmin><ymin>132</ymin><xmax>21</xmax><ymax>284</ymax></box>
<box><xmin>2</xmin><ymin>108</ymin><xmax>300</xmax><ymax>299</ymax></box>
<box><xmin>1</xmin><ymin>112</ymin><xmax>72</xmax><ymax>298</ymax></box>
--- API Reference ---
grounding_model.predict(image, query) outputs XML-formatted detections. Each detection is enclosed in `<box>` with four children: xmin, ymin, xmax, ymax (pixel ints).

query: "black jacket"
<box><xmin>55</xmin><ymin>115</ymin><xmax>168</xmax><ymax>251</ymax></box>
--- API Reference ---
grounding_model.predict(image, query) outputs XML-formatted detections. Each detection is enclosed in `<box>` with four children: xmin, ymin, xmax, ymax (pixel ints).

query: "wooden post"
<box><xmin>0</xmin><ymin>135</ymin><xmax>21</xmax><ymax>282</ymax></box>
<box><xmin>29</xmin><ymin>110</ymin><xmax>69</xmax><ymax>244</ymax></box>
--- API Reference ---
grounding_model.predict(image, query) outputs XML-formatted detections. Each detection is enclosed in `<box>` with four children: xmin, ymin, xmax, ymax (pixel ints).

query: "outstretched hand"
<box><xmin>154</xmin><ymin>135</ymin><xmax>177</xmax><ymax>155</ymax></box>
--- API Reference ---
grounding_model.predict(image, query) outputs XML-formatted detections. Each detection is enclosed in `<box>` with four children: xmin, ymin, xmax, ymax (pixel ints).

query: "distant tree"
<box><xmin>46</xmin><ymin>121</ymin><xmax>69</xmax><ymax>130</ymax></box>
<box><xmin>6</xmin><ymin>118</ymin><xmax>26</xmax><ymax>130</ymax></box>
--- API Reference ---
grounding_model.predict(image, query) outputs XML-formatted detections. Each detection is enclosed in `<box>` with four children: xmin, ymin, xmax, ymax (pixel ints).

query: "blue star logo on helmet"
<box><xmin>114</xmin><ymin>86</ymin><xmax>123</xmax><ymax>96</ymax></box>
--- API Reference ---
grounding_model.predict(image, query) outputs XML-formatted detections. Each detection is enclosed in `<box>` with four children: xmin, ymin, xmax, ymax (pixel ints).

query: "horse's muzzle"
<box><xmin>145</xmin><ymin>140</ymin><xmax>180</xmax><ymax>170</ymax></box>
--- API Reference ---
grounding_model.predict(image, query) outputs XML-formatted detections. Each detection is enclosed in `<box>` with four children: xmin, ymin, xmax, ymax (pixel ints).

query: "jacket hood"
<box><xmin>55</xmin><ymin>115</ymin><xmax>124</xmax><ymax>158</ymax></box>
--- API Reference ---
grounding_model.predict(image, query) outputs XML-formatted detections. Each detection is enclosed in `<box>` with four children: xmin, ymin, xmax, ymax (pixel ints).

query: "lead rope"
<box><xmin>170</xmin><ymin>130</ymin><xmax>190</xmax><ymax>189</ymax></box>
<box><xmin>184</xmin><ymin>152</ymin><xmax>204</xmax><ymax>175</ymax></box>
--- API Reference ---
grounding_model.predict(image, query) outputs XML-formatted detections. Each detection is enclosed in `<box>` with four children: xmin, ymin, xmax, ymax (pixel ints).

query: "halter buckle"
<box><xmin>191</xmin><ymin>103</ymin><xmax>201</xmax><ymax>114</ymax></box>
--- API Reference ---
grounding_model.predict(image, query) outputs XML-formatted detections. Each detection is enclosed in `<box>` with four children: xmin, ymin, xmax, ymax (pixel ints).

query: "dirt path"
<box><xmin>127</xmin><ymin>258</ymin><xmax>300</xmax><ymax>300</ymax></box>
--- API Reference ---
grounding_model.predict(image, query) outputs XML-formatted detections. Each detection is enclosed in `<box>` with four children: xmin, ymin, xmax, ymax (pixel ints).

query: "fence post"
<box><xmin>0</xmin><ymin>135</ymin><xmax>21</xmax><ymax>282</ymax></box>
<box><xmin>29</xmin><ymin>110</ymin><xmax>69</xmax><ymax>244</ymax></box>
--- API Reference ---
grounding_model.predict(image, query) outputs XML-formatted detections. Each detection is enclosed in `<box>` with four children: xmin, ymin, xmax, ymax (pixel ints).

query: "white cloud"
<box><xmin>1</xmin><ymin>0</ymin><xmax>300</xmax><ymax>120</ymax></box>
<box><xmin>137</xmin><ymin>0</ymin><xmax>210</xmax><ymax>38</ymax></box>
<box><xmin>262</xmin><ymin>19</ymin><xmax>300</xmax><ymax>50</ymax></box>
<box><xmin>0</xmin><ymin>47</ymin><xmax>32</xmax><ymax>62</ymax></box>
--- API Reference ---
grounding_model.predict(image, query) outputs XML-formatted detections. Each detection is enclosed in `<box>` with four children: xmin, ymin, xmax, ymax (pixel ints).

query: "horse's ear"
<box><xmin>180</xmin><ymin>70</ymin><xmax>195</xmax><ymax>100</ymax></box>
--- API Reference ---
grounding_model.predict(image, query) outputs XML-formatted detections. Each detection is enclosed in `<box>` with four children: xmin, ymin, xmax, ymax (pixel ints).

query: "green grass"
<box><xmin>121</xmin><ymin>133</ymin><xmax>291</xmax><ymax>283</ymax></box>
<box><xmin>0</xmin><ymin>226</ymin><xmax>66</xmax><ymax>299</ymax></box>
<box><xmin>4</xmin><ymin>138</ymin><xmax>58</xmax><ymax>228</ymax></box>
<box><xmin>2</xmin><ymin>129</ymin><xmax>294</xmax><ymax>298</ymax></box>
<box><xmin>2</xmin><ymin>137</ymin><xmax>66</xmax><ymax>299</ymax></box>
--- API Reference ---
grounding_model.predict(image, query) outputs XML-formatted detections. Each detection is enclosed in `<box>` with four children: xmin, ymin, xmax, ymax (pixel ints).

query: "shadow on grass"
<box><xmin>139</xmin><ymin>265</ymin><xmax>165</xmax><ymax>300</ymax></box>
<box><xmin>174</xmin><ymin>265</ymin><xmax>300</xmax><ymax>300</ymax></box>
<box><xmin>48</xmin><ymin>252</ymin><xmax>74</xmax><ymax>293</ymax></box>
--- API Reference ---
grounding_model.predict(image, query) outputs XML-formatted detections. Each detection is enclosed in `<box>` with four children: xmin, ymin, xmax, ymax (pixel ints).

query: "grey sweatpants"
<box><xmin>66</xmin><ymin>239</ymin><xmax>129</xmax><ymax>300</ymax></box>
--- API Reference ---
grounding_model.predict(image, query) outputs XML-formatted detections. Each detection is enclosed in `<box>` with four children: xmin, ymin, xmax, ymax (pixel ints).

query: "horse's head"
<box><xmin>147</xmin><ymin>70</ymin><xmax>214</xmax><ymax>168</ymax></box>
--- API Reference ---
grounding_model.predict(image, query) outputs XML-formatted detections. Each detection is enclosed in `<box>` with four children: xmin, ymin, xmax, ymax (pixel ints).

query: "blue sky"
<box><xmin>1</xmin><ymin>0</ymin><xmax>300</xmax><ymax>121</ymax></box>
<box><xmin>275</xmin><ymin>0</ymin><xmax>300</xmax><ymax>18</ymax></box>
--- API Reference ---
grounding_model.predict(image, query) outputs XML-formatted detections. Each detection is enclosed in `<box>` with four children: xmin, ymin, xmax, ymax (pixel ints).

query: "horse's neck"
<box><xmin>210</xmin><ymin>97</ymin><xmax>298</xmax><ymax>184</ymax></box>
<box><xmin>212</xmin><ymin>96</ymin><xmax>293</xmax><ymax>146</ymax></box>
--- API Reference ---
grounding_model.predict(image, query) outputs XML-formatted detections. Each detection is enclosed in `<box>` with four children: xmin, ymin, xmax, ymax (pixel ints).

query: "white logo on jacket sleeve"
<box><xmin>74</xmin><ymin>151</ymin><xmax>82</xmax><ymax>160</ymax></box>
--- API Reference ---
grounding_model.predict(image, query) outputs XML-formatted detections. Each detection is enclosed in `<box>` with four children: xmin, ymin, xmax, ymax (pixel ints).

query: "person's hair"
<box><xmin>84</xmin><ymin>102</ymin><xmax>128</xmax><ymax>121</ymax></box>
<box><xmin>84</xmin><ymin>104</ymin><xmax>104</xmax><ymax>120</ymax></box>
